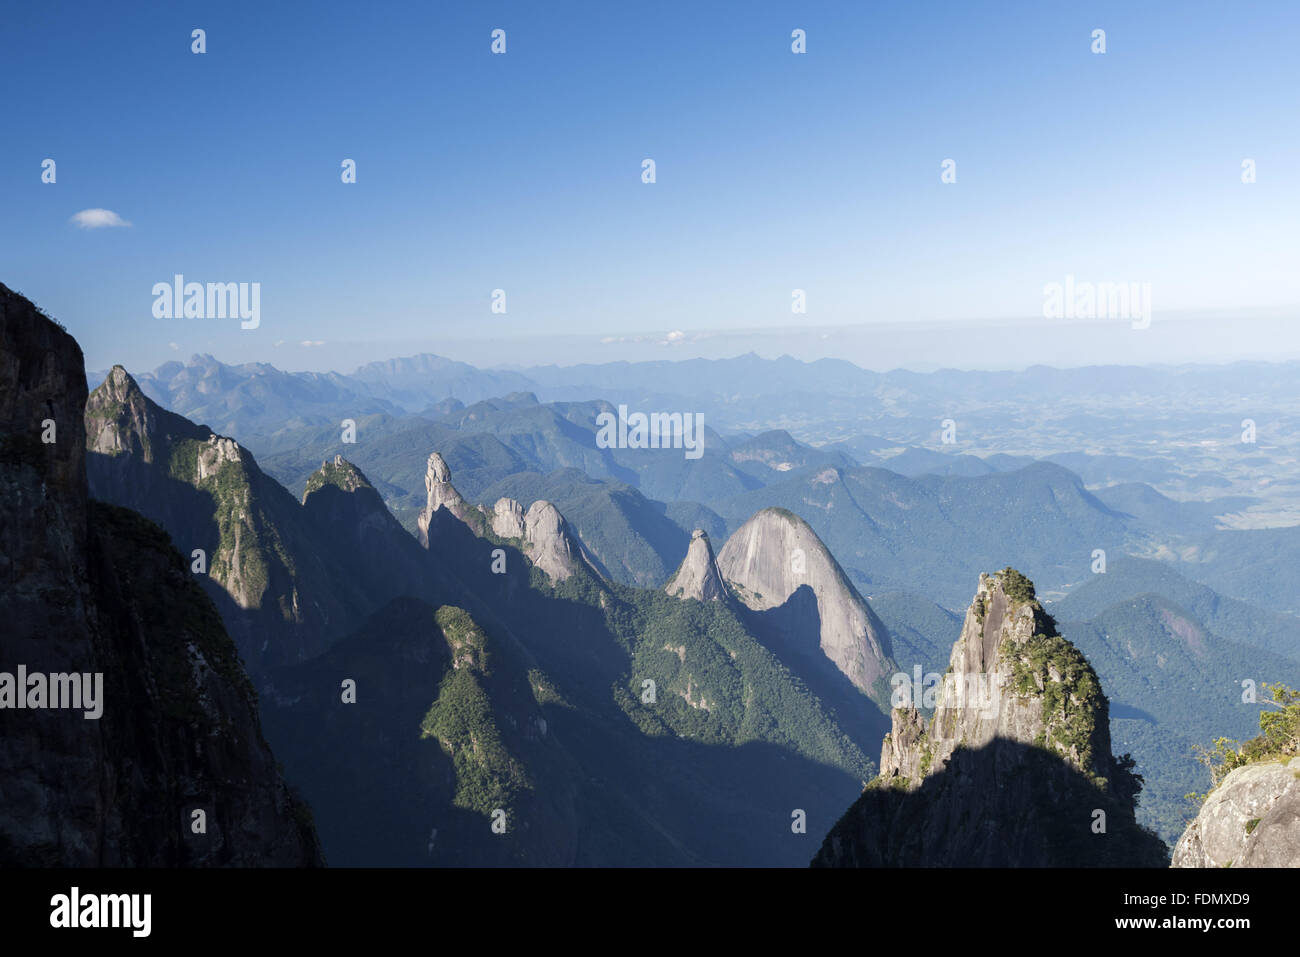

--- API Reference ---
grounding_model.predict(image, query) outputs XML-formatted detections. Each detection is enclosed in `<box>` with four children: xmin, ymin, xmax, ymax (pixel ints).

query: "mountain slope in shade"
<box><xmin>85</xmin><ymin>366</ymin><xmax>378</xmax><ymax>673</ymax></box>
<box><xmin>0</xmin><ymin>282</ymin><xmax>320</xmax><ymax>866</ymax></box>
<box><xmin>813</xmin><ymin>568</ymin><xmax>1168</xmax><ymax>867</ymax></box>
<box><xmin>260</xmin><ymin>598</ymin><xmax>581</xmax><ymax>865</ymax></box>
<box><xmin>717</xmin><ymin>507</ymin><xmax>894</xmax><ymax>699</ymax></box>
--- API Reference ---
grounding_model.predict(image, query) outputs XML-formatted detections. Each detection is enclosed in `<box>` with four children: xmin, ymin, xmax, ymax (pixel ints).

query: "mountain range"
<box><xmin>7</xmin><ymin>288</ymin><xmax>1298</xmax><ymax>866</ymax></box>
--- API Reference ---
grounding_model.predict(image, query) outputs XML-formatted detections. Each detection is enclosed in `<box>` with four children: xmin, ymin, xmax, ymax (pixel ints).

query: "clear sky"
<box><xmin>4</xmin><ymin>0</ymin><xmax>1299</xmax><ymax>374</ymax></box>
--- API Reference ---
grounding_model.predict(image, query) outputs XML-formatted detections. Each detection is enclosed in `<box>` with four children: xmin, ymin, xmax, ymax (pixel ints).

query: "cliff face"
<box><xmin>664</xmin><ymin>529</ymin><xmax>728</xmax><ymax>602</ymax></box>
<box><xmin>716</xmin><ymin>508</ymin><xmax>892</xmax><ymax>696</ymax></box>
<box><xmin>0</xmin><ymin>283</ymin><xmax>320</xmax><ymax>866</ymax></box>
<box><xmin>812</xmin><ymin>568</ymin><xmax>1168</xmax><ymax>867</ymax></box>
<box><xmin>1172</xmin><ymin>757</ymin><xmax>1300</xmax><ymax>867</ymax></box>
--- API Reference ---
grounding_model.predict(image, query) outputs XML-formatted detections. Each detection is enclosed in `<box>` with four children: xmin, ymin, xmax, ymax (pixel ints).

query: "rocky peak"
<box><xmin>812</xmin><ymin>568</ymin><xmax>1165</xmax><ymax>867</ymax></box>
<box><xmin>881</xmin><ymin>567</ymin><xmax>1109</xmax><ymax>787</ymax></box>
<box><xmin>303</xmin><ymin>455</ymin><xmax>374</xmax><ymax>502</ymax></box>
<box><xmin>716</xmin><ymin>507</ymin><xmax>892</xmax><ymax>696</ymax></box>
<box><xmin>416</xmin><ymin>451</ymin><xmax>476</xmax><ymax>546</ymax></box>
<box><xmin>427</xmin><ymin>450</ymin><xmax>452</xmax><ymax>483</ymax></box>
<box><xmin>665</xmin><ymin>529</ymin><xmax>729</xmax><ymax>602</ymax></box>
<box><xmin>413</xmin><ymin>452</ymin><xmax>599</xmax><ymax>585</ymax></box>
<box><xmin>85</xmin><ymin>364</ymin><xmax>156</xmax><ymax>460</ymax></box>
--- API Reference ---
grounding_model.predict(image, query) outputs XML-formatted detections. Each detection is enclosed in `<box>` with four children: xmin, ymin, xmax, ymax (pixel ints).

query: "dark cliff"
<box><xmin>0</xmin><ymin>283</ymin><xmax>320</xmax><ymax>865</ymax></box>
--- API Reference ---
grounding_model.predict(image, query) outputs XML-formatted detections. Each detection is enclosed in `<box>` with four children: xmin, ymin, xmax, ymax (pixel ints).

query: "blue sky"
<box><xmin>4</xmin><ymin>0</ymin><xmax>1299</xmax><ymax>373</ymax></box>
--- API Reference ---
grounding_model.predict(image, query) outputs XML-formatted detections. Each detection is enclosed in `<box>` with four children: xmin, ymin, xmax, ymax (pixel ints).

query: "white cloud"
<box><xmin>602</xmin><ymin>330</ymin><xmax>701</xmax><ymax>347</ymax></box>
<box><xmin>300</xmin><ymin>340</ymin><xmax>325</xmax><ymax>347</ymax></box>
<box><xmin>168</xmin><ymin>342</ymin><xmax>179</xmax><ymax>351</ymax></box>
<box><xmin>70</xmin><ymin>208</ymin><xmax>131</xmax><ymax>229</ymax></box>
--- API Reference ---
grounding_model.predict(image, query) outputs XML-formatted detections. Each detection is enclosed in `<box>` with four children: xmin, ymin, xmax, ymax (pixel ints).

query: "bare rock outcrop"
<box><xmin>523</xmin><ymin>500</ymin><xmax>585</xmax><ymax>582</ymax></box>
<box><xmin>414</xmin><ymin>451</ymin><xmax>598</xmax><ymax>584</ymax></box>
<box><xmin>665</xmin><ymin>529</ymin><xmax>729</xmax><ymax>602</ymax></box>
<box><xmin>416</xmin><ymin>452</ymin><xmax>478</xmax><ymax>545</ymax></box>
<box><xmin>1173</xmin><ymin>757</ymin><xmax>1300</xmax><ymax>867</ymax></box>
<box><xmin>717</xmin><ymin>507</ymin><xmax>891</xmax><ymax>695</ymax></box>
<box><xmin>812</xmin><ymin>568</ymin><xmax>1167</xmax><ymax>867</ymax></box>
<box><xmin>491</xmin><ymin>497</ymin><xmax>526</xmax><ymax>539</ymax></box>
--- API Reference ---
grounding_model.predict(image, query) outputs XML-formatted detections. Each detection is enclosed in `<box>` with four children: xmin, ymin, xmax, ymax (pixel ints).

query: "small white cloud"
<box><xmin>70</xmin><ymin>208</ymin><xmax>131</xmax><ymax>229</ymax></box>
<box><xmin>300</xmin><ymin>340</ymin><xmax>325</xmax><ymax>347</ymax></box>
<box><xmin>168</xmin><ymin>342</ymin><xmax>179</xmax><ymax>351</ymax></box>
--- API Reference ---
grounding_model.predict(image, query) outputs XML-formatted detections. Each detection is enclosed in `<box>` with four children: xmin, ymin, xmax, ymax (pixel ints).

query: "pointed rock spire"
<box><xmin>665</xmin><ymin>529</ymin><xmax>729</xmax><ymax>602</ymax></box>
<box><xmin>812</xmin><ymin>568</ymin><xmax>1168</xmax><ymax>867</ymax></box>
<box><xmin>416</xmin><ymin>451</ymin><xmax>476</xmax><ymax>546</ymax></box>
<box><xmin>302</xmin><ymin>454</ymin><xmax>375</xmax><ymax>502</ymax></box>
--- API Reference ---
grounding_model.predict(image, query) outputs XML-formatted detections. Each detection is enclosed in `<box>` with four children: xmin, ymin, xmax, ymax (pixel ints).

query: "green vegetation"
<box><xmin>419</xmin><ymin>606</ymin><xmax>531</xmax><ymax>816</ymax></box>
<box><xmin>303</xmin><ymin>458</ymin><xmax>373</xmax><ymax>497</ymax></box>
<box><xmin>1192</xmin><ymin>683</ymin><xmax>1300</xmax><ymax>792</ymax></box>
<box><xmin>1004</xmin><ymin>628</ymin><xmax>1105</xmax><ymax>776</ymax></box>
<box><xmin>997</xmin><ymin>566</ymin><xmax>1037</xmax><ymax>604</ymax></box>
<box><xmin>618</xmin><ymin>587</ymin><xmax>872</xmax><ymax>776</ymax></box>
<box><xmin>168</xmin><ymin>437</ymin><xmax>202</xmax><ymax>482</ymax></box>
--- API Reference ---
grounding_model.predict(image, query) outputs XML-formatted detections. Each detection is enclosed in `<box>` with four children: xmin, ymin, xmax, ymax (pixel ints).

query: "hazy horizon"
<box><xmin>76</xmin><ymin>305</ymin><xmax>1300</xmax><ymax>379</ymax></box>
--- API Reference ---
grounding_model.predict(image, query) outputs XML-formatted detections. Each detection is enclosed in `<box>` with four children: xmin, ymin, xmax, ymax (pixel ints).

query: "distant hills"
<box><xmin>57</xmin><ymin>335</ymin><xmax>1300</xmax><ymax>863</ymax></box>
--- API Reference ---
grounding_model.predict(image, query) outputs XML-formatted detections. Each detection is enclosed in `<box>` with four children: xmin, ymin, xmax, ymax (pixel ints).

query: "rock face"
<box><xmin>665</xmin><ymin>529</ymin><xmax>729</xmax><ymax>602</ymax></box>
<box><xmin>522</xmin><ymin>500</ymin><xmax>585</xmax><ymax>582</ymax></box>
<box><xmin>0</xmin><ymin>282</ymin><xmax>320</xmax><ymax>866</ymax></box>
<box><xmin>491</xmin><ymin>497</ymin><xmax>525</xmax><ymax>539</ymax></box>
<box><xmin>717</xmin><ymin>508</ymin><xmax>891</xmax><ymax>695</ymax></box>
<box><xmin>415</xmin><ymin>451</ymin><xmax>598</xmax><ymax>584</ymax></box>
<box><xmin>812</xmin><ymin>568</ymin><xmax>1168</xmax><ymax>867</ymax></box>
<box><xmin>1172</xmin><ymin>757</ymin><xmax>1300</xmax><ymax>867</ymax></box>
